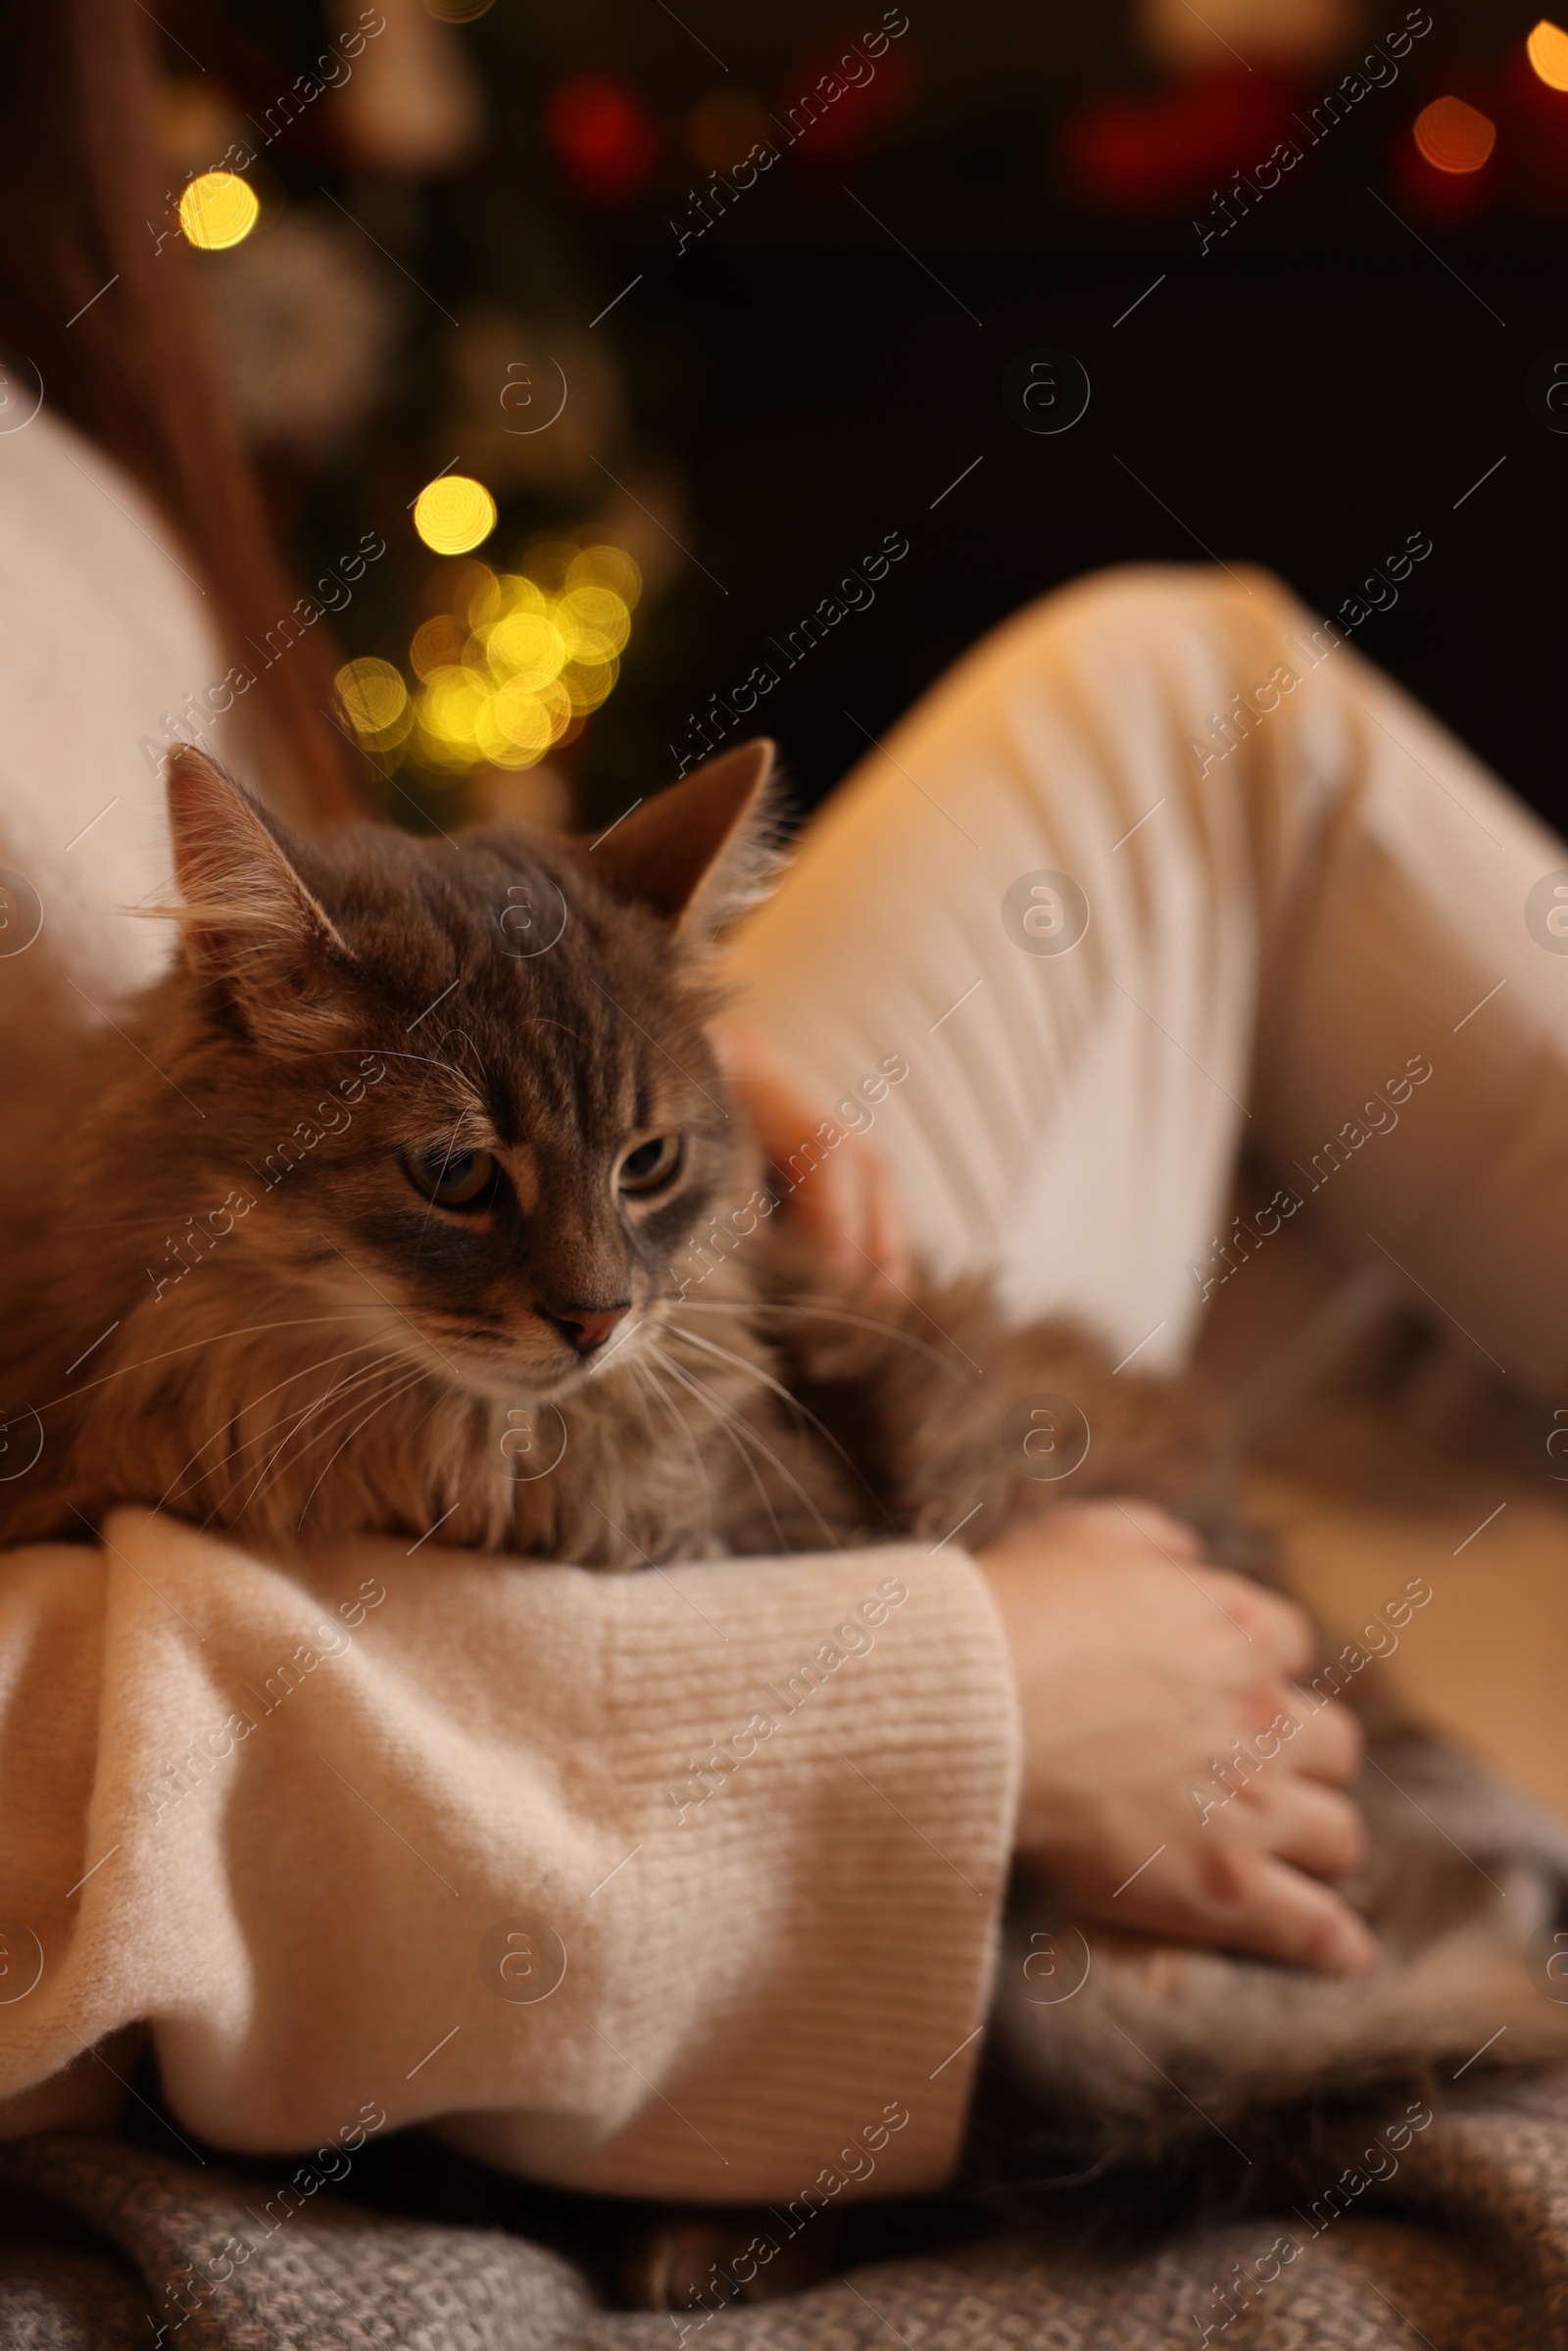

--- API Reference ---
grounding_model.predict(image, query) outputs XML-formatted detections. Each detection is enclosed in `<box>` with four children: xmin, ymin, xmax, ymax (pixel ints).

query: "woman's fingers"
<box><xmin>709</xmin><ymin>1016</ymin><xmax>913</xmax><ymax>1288</ymax></box>
<box><xmin>1102</xmin><ymin>1830</ymin><xmax>1378</xmax><ymax>1975</ymax></box>
<box><xmin>977</xmin><ymin>1506</ymin><xmax>1381</xmax><ymax>1975</ymax></box>
<box><xmin>1243</xmin><ymin>1772</ymin><xmax>1369</xmax><ymax>1881</ymax></box>
<box><xmin>1277</xmin><ymin>1684</ymin><xmax>1366</xmax><ymax>1786</ymax></box>
<box><xmin>1176</xmin><ymin>1761</ymin><xmax>1373</xmax><ymax>1968</ymax></box>
<box><xmin>1102</xmin><ymin>1496</ymin><xmax>1204</xmax><ymax>1559</ymax></box>
<box><xmin>1232</xmin><ymin>1858</ymin><xmax>1381</xmax><ymax>1975</ymax></box>
<box><xmin>854</xmin><ymin>1135</ymin><xmax>911</xmax><ymax>1291</ymax></box>
<box><xmin>798</xmin><ymin>1128</ymin><xmax>902</xmax><ymax>1287</ymax></box>
<box><xmin>1082</xmin><ymin>1514</ymin><xmax>1315</xmax><ymax>1680</ymax></box>
<box><xmin>1193</xmin><ymin>1567</ymin><xmax>1316</xmax><ymax>1677</ymax></box>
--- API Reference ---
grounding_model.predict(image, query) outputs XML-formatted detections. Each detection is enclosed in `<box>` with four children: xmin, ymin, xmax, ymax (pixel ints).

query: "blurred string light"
<box><xmin>1412</xmin><ymin>94</ymin><xmax>1497</xmax><ymax>173</ymax></box>
<box><xmin>413</xmin><ymin>473</ymin><xmax>498</xmax><ymax>555</ymax></box>
<box><xmin>336</xmin><ymin>540</ymin><xmax>642</xmax><ymax>778</ymax></box>
<box><xmin>178</xmin><ymin>170</ymin><xmax>260</xmax><ymax>250</ymax></box>
<box><xmin>1528</xmin><ymin>18</ymin><xmax>1568</xmax><ymax>89</ymax></box>
<box><xmin>335</xmin><ymin>658</ymin><xmax>411</xmax><ymax>755</ymax></box>
<box><xmin>545</xmin><ymin>74</ymin><xmax>661</xmax><ymax>202</ymax></box>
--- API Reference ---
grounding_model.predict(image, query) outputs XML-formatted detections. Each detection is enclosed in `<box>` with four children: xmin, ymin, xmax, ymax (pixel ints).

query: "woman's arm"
<box><xmin>0</xmin><ymin>1507</ymin><xmax>1018</xmax><ymax>2197</ymax></box>
<box><xmin>718</xmin><ymin>1028</ymin><xmax>1375</xmax><ymax>1976</ymax></box>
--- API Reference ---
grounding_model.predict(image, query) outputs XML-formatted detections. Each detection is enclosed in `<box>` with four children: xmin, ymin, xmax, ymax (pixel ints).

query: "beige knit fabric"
<box><xmin>0</xmin><ymin>1513</ymin><xmax>1016</xmax><ymax>2194</ymax></box>
<box><xmin>0</xmin><ymin>411</ymin><xmax>1019</xmax><ymax>2196</ymax></box>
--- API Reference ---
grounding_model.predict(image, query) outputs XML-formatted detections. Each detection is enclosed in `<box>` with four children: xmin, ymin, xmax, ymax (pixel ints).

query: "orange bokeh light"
<box><xmin>1527</xmin><ymin>19</ymin><xmax>1568</xmax><ymax>91</ymax></box>
<box><xmin>1412</xmin><ymin>95</ymin><xmax>1497</xmax><ymax>173</ymax></box>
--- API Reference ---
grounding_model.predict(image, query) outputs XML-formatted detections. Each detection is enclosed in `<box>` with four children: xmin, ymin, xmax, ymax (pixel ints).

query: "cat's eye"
<box><xmin>401</xmin><ymin>1140</ymin><xmax>498</xmax><ymax>1208</ymax></box>
<box><xmin>616</xmin><ymin>1134</ymin><xmax>685</xmax><ymax>1197</ymax></box>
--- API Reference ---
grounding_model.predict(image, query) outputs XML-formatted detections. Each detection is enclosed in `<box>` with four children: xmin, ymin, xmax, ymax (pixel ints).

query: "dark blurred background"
<box><xmin>170</xmin><ymin>0</ymin><xmax>1563</xmax><ymax>835</ymax></box>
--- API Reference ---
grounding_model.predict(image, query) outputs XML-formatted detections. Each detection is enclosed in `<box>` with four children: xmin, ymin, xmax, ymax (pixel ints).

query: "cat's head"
<box><xmin>156</xmin><ymin>741</ymin><xmax>781</xmax><ymax>1399</ymax></box>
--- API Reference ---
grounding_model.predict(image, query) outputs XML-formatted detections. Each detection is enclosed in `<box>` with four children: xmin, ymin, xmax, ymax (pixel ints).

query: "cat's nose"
<box><xmin>539</xmin><ymin>1301</ymin><xmax>631</xmax><ymax>1354</ymax></box>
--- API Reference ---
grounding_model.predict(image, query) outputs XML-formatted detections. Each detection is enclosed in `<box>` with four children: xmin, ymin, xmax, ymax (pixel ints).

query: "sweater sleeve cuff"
<box><xmin>447</xmin><ymin>1542</ymin><xmax>1022</xmax><ymax>2199</ymax></box>
<box><xmin>0</xmin><ymin>1514</ymin><xmax>1019</xmax><ymax>2206</ymax></box>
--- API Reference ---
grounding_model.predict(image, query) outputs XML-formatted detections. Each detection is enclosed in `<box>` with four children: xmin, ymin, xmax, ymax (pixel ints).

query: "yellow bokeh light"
<box><xmin>557</xmin><ymin>583</ymin><xmax>631</xmax><ymax>661</ymax></box>
<box><xmin>1528</xmin><ymin>18</ymin><xmax>1568</xmax><ymax>87</ymax></box>
<box><xmin>563</xmin><ymin>656</ymin><xmax>618</xmax><ymax>714</ymax></box>
<box><xmin>410</xmin><ymin>614</ymin><xmax>467</xmax><ymax>679</ymax></box>
<box><xmin>419</xmin><ymin>663</ymin><xmax>488</xmax><ymax>739</ymax></box>
<box><xmin>405</xmin><ymin>536</ymin><xmax>638</xmax><ymax>777</ymax></box>
<box><xmin>413</xmin><ymin>474</ymin><xmax>498</xmax><ymax>556</ymax></box>
<box><xmin>496</xmin><ymin>574</ymin><xmax>549</xmax><ymax>620</ymax></box>
<box><xmin>178</xmin><ymin>171</ymin><xmax>261</xmax><ymax>252</ymax></box>
<box><xmin>566</xmin><ymin>543</ymin><xmax>642</xmax><ymax>607</ymax></box>
<box><xmin>336</xmin><ymin>657</ymin><xmax>409</xmax><ymax>741</ymax></box>
<box><xmin>484</xmin><ymin>677</ymin><xmax>572</xmax><ymax>766</ymax></box>
<box><xmin>484</xmin><ymin>610</ymin><xmax>567</xmax><ymax>689</ymax></box>
<box><xmin>462</xmin><ymin>563</ymin><xmax>502</xmax><ymax>627</ymax></box>
<box><xmin>521</xmin><ymin>533</ymin><xmax>580</xmax><ymax>586</ymax></box>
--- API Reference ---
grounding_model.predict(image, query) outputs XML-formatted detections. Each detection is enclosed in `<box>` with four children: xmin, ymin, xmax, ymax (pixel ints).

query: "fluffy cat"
<box><xmin>3</xmin><ymin>741</ymin><xmax>1566</xmax><ymax>2264</ymax></box>
<box><xmin>0</xmin><ymin>742</ymin><xmax>1205</xmax><ymax>1562</ymax></box>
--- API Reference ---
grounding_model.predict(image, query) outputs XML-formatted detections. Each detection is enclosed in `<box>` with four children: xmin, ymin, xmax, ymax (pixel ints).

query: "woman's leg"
<box><xmin>727</xmin><ymin>563</ymin><xmax>1568</xmax><ymax>1391</ymax></box>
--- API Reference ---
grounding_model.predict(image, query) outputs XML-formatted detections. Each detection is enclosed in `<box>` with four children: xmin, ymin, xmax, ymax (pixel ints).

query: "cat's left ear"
<box><xmin>163</xmin><ymin>746</ymin><xmax>357</xmax><ymax>1039</ymax></box>
<box><xmin>583</xmin><ymin>739</ymin><xmax>779</xmax><ymax>943</ymax></box>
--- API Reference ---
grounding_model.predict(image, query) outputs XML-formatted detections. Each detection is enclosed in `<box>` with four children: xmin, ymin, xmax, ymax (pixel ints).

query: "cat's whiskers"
<box><xmin>35</xmin><ymin>1310</ymin><xmax>389</xmax><ymax>1418</ymax></box>
<box><xmin>630</xmin><ymin>1356</ymin><xmax>717</xmax><ymax>1528</ymax></box>
<box><xmin>641</xmin><ymin>1347</ymin><xmax>785</xmax><ymax>1552</ymax></box>
<box><xmin>363</xmin><ymin>1045</ymin><xmax>486</xmax><ymax>1113</ymax></box>
<box><xmin>669</xmin><ymin>1349</ymin><xmax>844</xmax><ymax>1554</ymax></box>
<box><xmin>329</xmin><ymin>1291</ymin><xmax>503</xmax><ymax>1396</ymax></box>
<box><xmin>292</xmin><ymin>1366</ymin><xmax>442</xmax><ymax>1533</ymax></box>
<box><xmin>232</xmin><ymin>1358</ymin><xmax>431</xmax><ymax>1523</ymax></box>
<box><xmin>675</xmin><ymin>1295</ymin><xmax>967</xmax><ymax>1379</ymax></box>
<box><xmin>240</xmin><ymin>1350</ymin><xmax>416</xmax><ymax>1491</ymax></box>
<box><xmin>192</xmin><ymin>1358</ymin><xmax>402</xmax><ymax>1524</ymax></box>
<box><xmin>647</xmin><ymin>1340</ymin><xmax>841</xmax><ymax>1552</ymax></box>
<box><xmin>667</xmin><ymin>1323</ymin><xmax>882</xmax><ymax>1514</ymax></box>
<box><xmin>413</xmin><ymin>1121</ymin><xmax>472</xmax><ymax>1266</ymax></box>
<box><xmin>323</xmin><ymin>1242</ymin><xmax>476</xmax><ymax>1385</ymax></box>
<box><xmin>175</xmin><ymin>1335</ymin><xmax>420</xmax><ymax>1521</ymax></box>
<box><xmin>224</xmin><ymin>1037</ymin><xmax>484</xmax><ymax>1114</ymax></box>
<box><xmin>623</xmin><ymin>1358</ymin><xmax>662</xmax><ymax>1449</ymax></box>
<box><xmin>157</xmin><ymin>1339</ymin><xmax>397</xmax><ymax>1511</ymax></box>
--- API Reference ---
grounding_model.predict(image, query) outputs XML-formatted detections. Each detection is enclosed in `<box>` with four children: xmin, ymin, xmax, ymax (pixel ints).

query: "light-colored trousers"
<box><xmin>731</xmin><ymin>563</ymin><xmax>1568</xmax><ymax>1397</ymax></box>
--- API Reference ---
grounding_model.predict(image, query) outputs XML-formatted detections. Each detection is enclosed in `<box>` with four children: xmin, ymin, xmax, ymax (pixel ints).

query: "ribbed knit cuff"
<box><xmin>449</xmin><ymin>1543</ymin><xmax>1021</xmax><ymax>2200</ymax></box>
<box><xmin>0</xmin><ymin>1514</ymin><xmax>1018</xmax><ymax>2208</ymax></box>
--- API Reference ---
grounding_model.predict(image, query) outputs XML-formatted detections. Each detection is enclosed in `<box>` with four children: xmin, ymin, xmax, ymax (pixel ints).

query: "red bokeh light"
<box><xmin>778</xmin><ymin>43</ymin><xmax>916</xmax><ymax>161</ymax></box>
<box><xmin>1061</xmin><ymin>68</ymin><xmax>1297</xmax><ymax>213</ymax></box>
<box><xmin>545</xmin><ymin>75</ymin><xmax>660</xmax><ymax>203</ymax></box>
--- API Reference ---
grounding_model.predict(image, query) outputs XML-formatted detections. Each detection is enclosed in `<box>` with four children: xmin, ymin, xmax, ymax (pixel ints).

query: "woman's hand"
<box><xmin>975</xmin><ymin>1498</ymin><xmax>1377</xmax><ymax>1975</ymax></box>
<box><xmin>709</xmin><ymin>1017</ymin><xmax>910</xmax><ymax>1291</ymax></box>
<box><xmin>709</xmin><ymin>1027</ymin><xmax>1372</xmax><ymax>1971</ymax></box>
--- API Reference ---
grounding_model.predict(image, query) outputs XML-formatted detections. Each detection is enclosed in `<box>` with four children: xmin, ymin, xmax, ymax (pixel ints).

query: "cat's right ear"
<box><xmin>584</xmin><ymin>739</ymin><xmax>780</xmax><ymax>944</ymax></box>
<box><xmin>163</xmin><ymin>747</ymin><xmax>357</xmax><ymax>1039</ymax></box>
